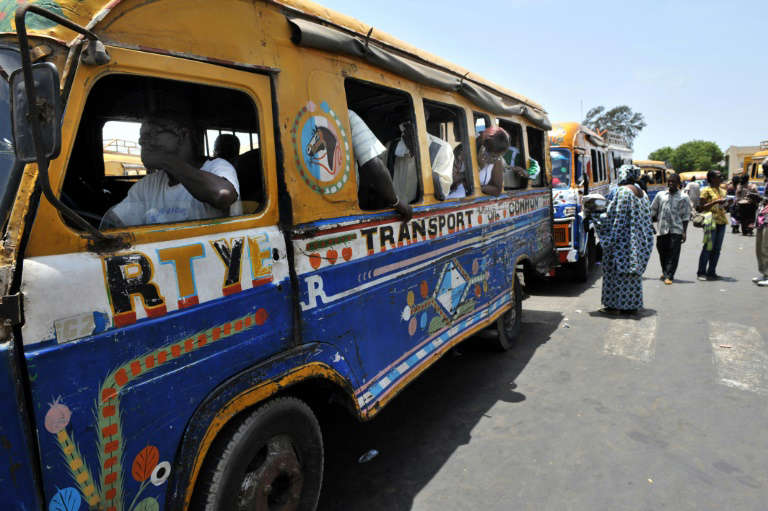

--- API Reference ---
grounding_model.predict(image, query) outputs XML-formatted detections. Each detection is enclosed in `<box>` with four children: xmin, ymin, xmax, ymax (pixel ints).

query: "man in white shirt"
<box><xmin>387</xmin><ymin>113</ymin><xmax>453</xmax><ymax>202</ymax></box>
<box><xmin>101</xmin><ymin>113</ymin><xmax>242</xmax><ymax>228</ymax></box>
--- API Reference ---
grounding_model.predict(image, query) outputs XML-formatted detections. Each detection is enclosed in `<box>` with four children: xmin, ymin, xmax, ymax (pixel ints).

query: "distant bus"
<box><xmin>549</xmin><ymin>122</ymin><xmax>611</xmax><ymax>280</ymax></box>
<box><xmin>745</xmin><ymin>149</ymin><xmax>767</xmax><ymax>193</ymax></box>
<box><xmin>633</xmin><ymin>159</ymin><xmax>669</xmax><ymax>201</ymax></box>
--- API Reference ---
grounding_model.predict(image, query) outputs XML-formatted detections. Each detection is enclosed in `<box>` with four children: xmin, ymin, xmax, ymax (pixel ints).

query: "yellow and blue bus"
<box><xmin>549</xmin><ymin>122</ymin><xmax>611</xmax><ymax>280</ymax></box>
<box><xmin>0</xmin><ymin>1</ymin><xmax>555</xmax><ymax>509</ymax></box>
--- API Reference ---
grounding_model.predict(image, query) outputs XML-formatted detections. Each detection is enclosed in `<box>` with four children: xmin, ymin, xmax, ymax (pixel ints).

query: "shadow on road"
<box><xmin>523</xmin><ymin>264</ymin><xmax>603</xmax><ymax>298</ymax></box>
<box><xmin>317</xmin><ymin>310</ymin><xmax>563</xmax><ymax>511</ymax></box>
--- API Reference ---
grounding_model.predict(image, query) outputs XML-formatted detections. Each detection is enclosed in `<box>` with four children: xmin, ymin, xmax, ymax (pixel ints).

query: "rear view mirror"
<box><xmin>9</xmin><ymin>62</ymin><xmax>62</xmax><ymax>163</ymax></box>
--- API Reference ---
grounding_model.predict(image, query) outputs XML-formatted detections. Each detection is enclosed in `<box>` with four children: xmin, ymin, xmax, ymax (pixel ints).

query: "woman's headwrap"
<box><xmin>618</xmin><ymin>164</ymin><xmax>641</xmax><ymax>185</ymax></box>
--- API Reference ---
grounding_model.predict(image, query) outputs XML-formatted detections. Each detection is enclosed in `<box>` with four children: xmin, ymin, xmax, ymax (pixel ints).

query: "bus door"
<box><xmin>19</xmin><ymin>48</ymin><xmax>294</xmax><ymax>511</ymax></box>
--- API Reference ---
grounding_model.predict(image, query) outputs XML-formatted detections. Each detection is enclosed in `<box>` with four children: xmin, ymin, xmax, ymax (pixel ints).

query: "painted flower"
<box><xmin>44</xmin><ymin>396</ymin><xmax>71</xmax><ymax>434</ymax></box>
<box><xmin>151</xmin><ymin>461</ymin><xmax>171</xmax><ymax>486</ymax></box>
<box><xmin>401</xmin><ymin>305</ymin><xmax>411</xmax><ymax>321</ymax></box>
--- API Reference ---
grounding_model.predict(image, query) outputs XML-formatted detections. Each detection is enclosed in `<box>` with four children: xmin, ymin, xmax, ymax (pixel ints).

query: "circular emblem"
<box><xmin>291</xmin><ymin>101</ymin><xmax>351</xmax><ymax>195</ymax></box>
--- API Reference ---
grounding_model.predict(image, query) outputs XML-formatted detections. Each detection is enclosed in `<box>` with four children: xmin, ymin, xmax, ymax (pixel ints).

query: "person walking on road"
<box><xmin>754</xmin><ymin>162</ymin><xmax>768</xmax><ymax>286</ymax></box>
<box><xmin>651</xmin><ymin>172</ymin><xmax>690</xmax><ymax>284</ymax></box>
<box><xmin>696</xmin><ymin>170</ymin><xmax>729</xmax><ymax>281</ymax></box>
<box><xmin>592</xmin><ymin>164</ymin><xmax>654</xmax><ymax>316</ymax></box>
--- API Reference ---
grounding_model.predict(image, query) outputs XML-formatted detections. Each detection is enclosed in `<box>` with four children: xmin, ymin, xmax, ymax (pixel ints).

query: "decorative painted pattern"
<box><xmin>291</xmin><ymin>101</ymin><xmax>351</xmax><ymax>195</ymax></box>
<box><xmin>46</xmin><ymin>308</ymin><xmax>269</xmax><ymax>511</ymax></box>
<box><xmin>357</xmin><ymin>289</ymin><xmax>511</xmax><ymax>408</ymax></box>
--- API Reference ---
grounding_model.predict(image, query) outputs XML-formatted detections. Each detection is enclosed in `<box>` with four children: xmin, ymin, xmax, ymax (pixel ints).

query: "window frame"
<box><xmin>526</xmin><ymin>125</ymin><xmax>547</xmax><ymax>188</ymax></box>
<box><xmin>343</xmin><ymin>77</ymin><xmax>424</xmax><ymax>206</ymax></box>
<box><xmin>25</xmin><ymin>46</ymin><xmax>278</xmax><ymax>257</ymax></box>
<box><xmin>423</xmin><ymin>98</ymin><xmax>473</xmax><ymax>197</ymax></box>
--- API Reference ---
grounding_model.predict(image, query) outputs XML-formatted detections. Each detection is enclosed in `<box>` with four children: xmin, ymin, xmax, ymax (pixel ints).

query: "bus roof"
<box><xmin>549</xmin><ymin>122</ymin><xmax>605</xmax><ymax>148</ymax></box>
<box><xmin>633</xmin><ymin>160</ymin><xmax>667</xmax><ymax>169</ymax></box>
<box><xmin>0</xmin><ymin>0</ymin><xmax>545</xmax><ymax>115</ymax></box>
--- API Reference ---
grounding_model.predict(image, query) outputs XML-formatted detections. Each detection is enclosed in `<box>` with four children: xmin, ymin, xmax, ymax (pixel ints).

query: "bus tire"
<box><xmin>574</xmin><ymin>234</ymin><xmax>594</xmax><ymax>282</ymax></box>
<box><xmin>494</xmin><ymin>274</ymin><xmax>522</xmax><ymax>351</ymax></box>
<box><xmin>196</xmin><ymin>396</ymin><xmax>324</xmax><ymax>511</ymax></box>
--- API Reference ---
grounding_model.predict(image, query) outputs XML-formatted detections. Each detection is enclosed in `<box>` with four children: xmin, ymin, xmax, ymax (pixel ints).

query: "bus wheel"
<box><xmin>494</xmin><ymin>274</ymin><xmax>522</xmax><ymax>351</ymax></box>
<box><xmin>197</xmin><ymin>397</ymin><xmax>323</xmax><ymax>511</ymax></box>
<box><xmin>574</xmin><ymin>234</ymin><xmax>593</xmax><ymax>282</ymax></box>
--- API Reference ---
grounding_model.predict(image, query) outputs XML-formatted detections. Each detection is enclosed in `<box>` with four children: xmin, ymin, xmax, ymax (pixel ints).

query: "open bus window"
<box><xmin>344</xmin><ymin>78</ymin><xmax>422</xmax><ymax>208</ymax></box>
<box><xmin>497</xmin><ymin>119</ymin><xmax>526</xmax><ymax>190</ymax></box>
<box><xmin>424</xmin><ymin>99</ymin><xmax>470</xmax><ymax>199</ymax></box>
<box><xmin>64</xmin><ymin>74</ymin><xmax>265</xmax><ymax>230</ymax></box>
<box><xmin>526</xmin><ymin>126</ymin><xmax>546</xmax><ymax>187</ymax></box>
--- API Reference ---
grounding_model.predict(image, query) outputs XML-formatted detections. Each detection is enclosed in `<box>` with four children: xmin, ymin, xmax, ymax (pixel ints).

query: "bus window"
<box><xmin>344</xmin><ymin>78</ymin><xmax>422</xmax><ymax>207</ymax></box>
<box><xmin>600</xmin><ymin>152</ymin><xmax>606</xmax><ymax>182</ymax></box>
<box><xmin>526</xmin><ymin>126</ymin><xmax>546</xmax><ymax>187</ymax></box>
<box><xmin>550</xmin><ymin>148</ymin><xmax>571</xmax><ymax>189</ymax></box>
<box><xmin>424</xmin><ymin>99</ymin><xmax>472</xmax><ymax>198</ymax></box>
<box><xmin>474</xmin><ymin>112</ymin><xmax>490</xmax><ymax>135</ymax></box>
<box><xmin>590</xmin><ymin>149</ymin><xmax>599</xmax><ymax>182</ymax></box>
<box><xmin>498</xmin><ymin>119</ymin><xmax>526</xmax><ymax>190</ymax></box>
<box><xmin>64</xmin><ymin>74</ymin><xmax>265</xmax><ymax>230</ymax></box>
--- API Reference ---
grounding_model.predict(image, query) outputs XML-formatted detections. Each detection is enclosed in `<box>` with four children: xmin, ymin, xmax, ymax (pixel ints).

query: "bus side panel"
<box><xmin>295</xmin><ymin>191</ymin><xmax>551</xmax><ymax>413</ymax></box>
<box><xmin>0</xmin><ymin>341</ymin><xmax>43</xmax><ymax>510</ymax></box>
<box><xmin>21</xmin><ymin>227</ymin><xmax>293</xmax><ymax>511</ymax></box>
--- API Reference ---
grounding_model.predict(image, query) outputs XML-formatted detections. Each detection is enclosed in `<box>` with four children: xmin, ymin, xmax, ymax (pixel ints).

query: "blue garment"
<box><xmin>697</xmin><ymin>223</ymin><xmax>726</xmax><ymax>277</ymax></box>
<box><xmin>594</xmin><ymin>185</ymin><xmax>654</xmax><ymax>310</ymax></box>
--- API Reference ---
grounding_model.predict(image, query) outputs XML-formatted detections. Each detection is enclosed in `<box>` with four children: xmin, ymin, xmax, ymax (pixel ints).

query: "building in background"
<box><xmin>725</xmin><ymin>145</ymin><xmax>760</xmax><ymax>174</ymax></box>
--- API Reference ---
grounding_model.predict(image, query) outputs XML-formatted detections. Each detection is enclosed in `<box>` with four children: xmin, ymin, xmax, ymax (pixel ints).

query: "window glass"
<box><xmin>424</xmin><ymin>99</ymin><xmax>471</xmax><ymax>199</ymax></box>
<box><xmin>498</xmin><ymin>119</ymin><xmax>525</xmax><ymax>190</ymax></box>
<box><xmin>473</xmin><ymin>112</ymin><xmax>489</xmax><ymax>135</ymax></box>
<box><xmin>590</xmin><ymin>149</ymin><xmax>598</xmax><ymax>182</ymax></box>
<box><xmin>550</xmin><ymin>148</ymin><xmax>571</xmax><ymax>189</ymax></box>
<box><xmin>64</xmin><ymin>74</ymin><xmax>265</xmax><ymax>230</ymax></box>
<box><xmin>525</xmin><ymin>126</ymin><xmax>546</xmax><ymax>187</ymax></box>
<box><xmin>344</xmin><ymin>78</ymin><xmax>421</xmax><ymax>208</ymax></box>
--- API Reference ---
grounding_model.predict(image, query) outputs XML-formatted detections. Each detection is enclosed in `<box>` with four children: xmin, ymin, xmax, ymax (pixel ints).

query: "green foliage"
<box><xmin>648</xmin><ymin>146</ymin><xmax>674</xmax><ymax>164</ymax></box>
<box><xmin>583</xmin><ymin>105</ymin><xmax>647</xmax><ymax>148</ymax></box>
<box><xmin>669</xmin><ymin>140</ymin><xmax>723</xmax><ymax>173</ymax></box>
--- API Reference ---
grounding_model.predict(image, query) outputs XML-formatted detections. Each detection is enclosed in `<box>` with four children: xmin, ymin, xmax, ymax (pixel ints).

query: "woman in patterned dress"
<box><xmin>593</xmin><ymin>164</ymin><xmax>655</xmax><ymax>315</ymax></box>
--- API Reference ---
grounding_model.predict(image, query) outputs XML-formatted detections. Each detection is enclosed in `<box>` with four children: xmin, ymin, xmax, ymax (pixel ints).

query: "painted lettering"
<box><xmin>397</xmin><ymin>222</ymin><xmax>411</xmax><ymax>245</ymax></box>
<box><xmin>247</xmin><ymin>234</ymin><xmax>273</xmax><ymax>286</ymax></box>
<box><xmin>211</xmin><ymin>237</ymin><xmax>245</xmax><ymax>296</ymax></box>
<box><xmin>379</xmin><ymin>226</ymin><xmax>396</xmax><ymax>250</ymax></box>
<box><xmin>411</xmin><ymin>219</ymin><xmax>426</xmax><ymax>241</ymax></box>
<box><xmin>103</xmin><ymin>253</ymin><xmax>166</xmax><ymax>327</ymax></box>
<box><xmin>302</xmin><ymin>275</ymin><xmax>329</xmax><ymax>310</ymax></box>
<box><xmin>361</xmin><ymin>227</ymin><xmax>377</xmax><ymax>254</ymax></box>
<box><xmin>157</xmin><ymin>244</ymin><xmax>204</xmax><ymax>309</ymax></box>
<box><xmin>456</xmin><ymin>212</ymin><xmax>466</xmax><ymax>231</ymax></box>
<box><xmin>427</xmin><ymin>217</ymin><xmax>438</xmax><ymax>237</ymax></box>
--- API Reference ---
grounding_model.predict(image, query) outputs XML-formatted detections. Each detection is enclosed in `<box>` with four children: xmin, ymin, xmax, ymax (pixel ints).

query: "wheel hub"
<box><xmin>237</xmin><ymin>435</ymin><xmax>304</xmax><ymax>511</ymax></box>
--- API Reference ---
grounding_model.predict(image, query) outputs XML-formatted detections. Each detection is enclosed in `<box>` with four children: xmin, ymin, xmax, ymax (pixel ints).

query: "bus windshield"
<box><xmin>550</xmin><ymin>148</ymin><xmax>571</xmax><ymax>189</ymax></box>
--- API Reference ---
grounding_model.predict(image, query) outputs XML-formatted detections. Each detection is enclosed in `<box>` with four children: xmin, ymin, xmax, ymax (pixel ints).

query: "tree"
<box><xmin>648</xmin><ymin>146</ymin><xmax>674</xmax><ymax>164</ymax></box>
<box><xmin>583</xmin><ymin>105</ymin><xmax>647</xmax><ymax>148</ymax></box>
<box><xmin>669</xmin><ymin>140</ymin><xmax>723</xmax><ymax>173</ymax></box>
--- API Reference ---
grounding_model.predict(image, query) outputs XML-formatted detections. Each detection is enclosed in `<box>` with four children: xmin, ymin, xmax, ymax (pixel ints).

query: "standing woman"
<box><xmin>593</xmin><ymin>164</ymin><xmax>655</xmax><ymax>315</ymax></box>
<box><xmin>696</xmin><ymin>170</ymin><xmax>729</xmax><ymax>280</ymax></box>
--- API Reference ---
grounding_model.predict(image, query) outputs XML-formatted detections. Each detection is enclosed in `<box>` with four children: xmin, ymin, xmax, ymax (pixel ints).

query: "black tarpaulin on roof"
<box><xmin>288</xmin><ymin>17</ymin><xmax>552</xmax><ymax>131</ymax></box>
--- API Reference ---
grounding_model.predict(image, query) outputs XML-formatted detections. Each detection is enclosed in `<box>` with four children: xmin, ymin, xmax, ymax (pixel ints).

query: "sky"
<box><xmin>318</xmin><ymin>0</ymin><xmax>766</xmax><ymax>159</ymax></box>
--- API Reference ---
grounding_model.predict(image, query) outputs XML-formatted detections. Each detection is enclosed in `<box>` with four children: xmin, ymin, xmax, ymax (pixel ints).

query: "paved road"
<box><xmin>317</xmin><ymin>227</ymin><xmax>768</xmax><ymax>511</ymax></box>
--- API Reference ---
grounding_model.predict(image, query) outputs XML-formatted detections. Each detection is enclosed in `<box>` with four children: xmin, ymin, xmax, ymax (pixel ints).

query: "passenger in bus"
<box><xmin>476</xmin><ymin>126</ymin><xmax>509</xmax><ymax>196</ymax></box>
<box><xmin>100</xmin><ymin>111</ymin><xmax>242</xmax><ymax>228</ymax></box>
<box><xmin>348</xmin><ymin>110</ymin><xmax>412</xmax><ymax>220</ymax></box>
<box><xmin>386</xmin><ymin>110</ymin><xmax>453</xmax><ymax>202</ymax></box>
<box><xmin>213</xmin><ymin>134</ymin><xmax>240</xmax><ymax>166</ymax></box>
<box><xmin>447</xmin><ymin>144</ymin><xmax>467</xmax><ymax>199</ymax></box>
